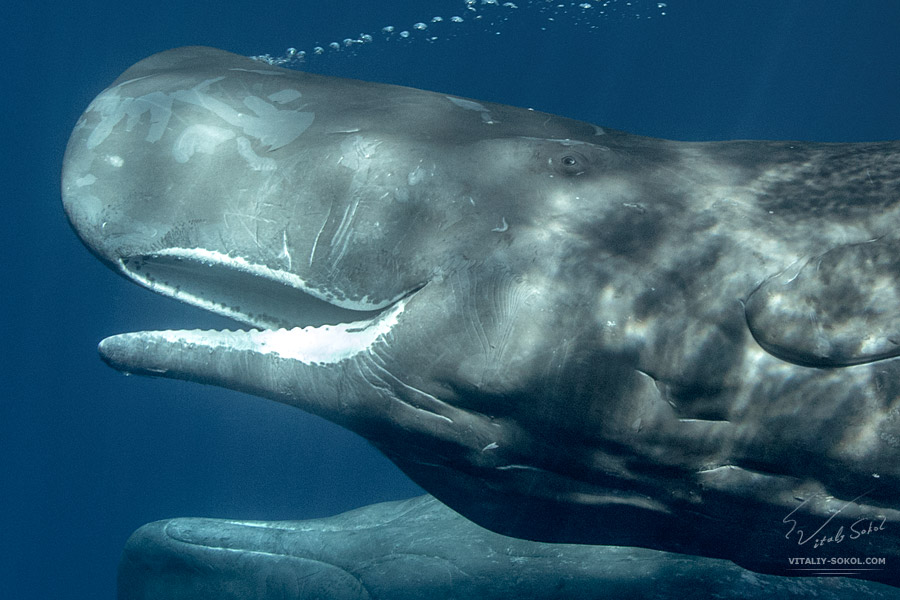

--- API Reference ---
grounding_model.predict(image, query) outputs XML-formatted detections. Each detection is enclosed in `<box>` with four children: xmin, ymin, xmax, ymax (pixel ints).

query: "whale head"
<box><xmin>63</xmin><ymin>47</ymin><xmax>900</xmax><ymax>583</ymax></box>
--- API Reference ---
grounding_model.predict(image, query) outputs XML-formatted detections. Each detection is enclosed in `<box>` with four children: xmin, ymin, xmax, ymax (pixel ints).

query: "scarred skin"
<box><xmin>62</xmin><ymin>47</ymin><xmax>900</xmax><ymax>585</ymax></box>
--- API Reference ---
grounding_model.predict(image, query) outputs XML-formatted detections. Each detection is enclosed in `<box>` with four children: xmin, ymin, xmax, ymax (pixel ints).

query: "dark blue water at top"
<box><xmin>3</xmin><ymin>1</ymin><xmax>900</xmax><ymax>598</ymax></box>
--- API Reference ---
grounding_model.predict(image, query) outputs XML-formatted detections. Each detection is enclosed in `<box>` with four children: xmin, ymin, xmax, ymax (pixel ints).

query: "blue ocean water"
<box><xmin>4</xmin><ymin>1</ymin><xmax>900</xmax><ymax>598</ymax></box>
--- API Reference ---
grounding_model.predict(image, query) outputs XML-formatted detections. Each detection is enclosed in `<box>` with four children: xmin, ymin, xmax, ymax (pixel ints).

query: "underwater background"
<box><xmin>4</xmin><ymin>1</ymin><xmax>900</xmax><ymax>597</ymax></box>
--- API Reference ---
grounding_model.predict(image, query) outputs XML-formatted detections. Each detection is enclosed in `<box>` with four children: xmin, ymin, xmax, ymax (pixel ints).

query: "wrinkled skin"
<box><xmin>119</xmin><ymin>495</ymin><xmax>900</xmax><ymax>599</ymax></box>
<box><xmin>62</xmin><ymin>47</ymin><xmax>900</xmax><ymax>585</ymax></box>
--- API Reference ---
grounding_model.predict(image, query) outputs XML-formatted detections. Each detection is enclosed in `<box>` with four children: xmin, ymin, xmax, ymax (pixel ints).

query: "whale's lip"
<box><xmin>100</xmin><ymin>247</ymin><xmax>422</xmax><ymax>368</ymax></box>
<box><xmin>116</xmin><ymin>247</ymin><xmax>403</xmax><ymax>331</ymax></box>
<box><xmin>98</xmin><ymin>296</ymin><xmax>412</xmax><ymax>367</ymax></box>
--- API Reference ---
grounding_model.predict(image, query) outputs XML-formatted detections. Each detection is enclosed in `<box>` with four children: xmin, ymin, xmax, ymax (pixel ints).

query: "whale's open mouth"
<box><xmin>118</xmin><ymin>248</ymin><xmax>397</xmax><ymax>329</ymax></box>
<box><xmin>101</xmin><ymin>247</ymin><xmax>417</xmax><ymax>367</ymax></box>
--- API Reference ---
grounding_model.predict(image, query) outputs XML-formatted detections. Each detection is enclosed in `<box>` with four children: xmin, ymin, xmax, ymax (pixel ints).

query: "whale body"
<box><xmin>62</xmin><ymin>47</ymin><xmax>900</xmax><ymax>586</ymax></box>
<box><xmin>119</xmin><ymin>495</ymin><xmax>900</xmax><ymax>599</ymax></box>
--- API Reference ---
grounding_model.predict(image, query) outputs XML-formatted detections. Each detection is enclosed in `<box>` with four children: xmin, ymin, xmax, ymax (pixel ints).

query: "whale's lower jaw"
<box><xmin>98</xmin><ymin>294</ymin><xmax>409</xmax><ymax>373</ymax></box>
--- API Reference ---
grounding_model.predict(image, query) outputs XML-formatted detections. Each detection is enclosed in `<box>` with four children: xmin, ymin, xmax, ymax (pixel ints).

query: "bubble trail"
<box><xmin>251</xmin><ymin>0</ymin><xmax>668</xmax><ymax>66</ymax></box>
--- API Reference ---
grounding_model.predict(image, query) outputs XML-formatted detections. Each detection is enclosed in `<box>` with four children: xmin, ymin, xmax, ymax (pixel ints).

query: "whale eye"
<box><xmin>556</xmin><ymin>151</ymin><xmax>588</xmax><ymax>176</ymax></box>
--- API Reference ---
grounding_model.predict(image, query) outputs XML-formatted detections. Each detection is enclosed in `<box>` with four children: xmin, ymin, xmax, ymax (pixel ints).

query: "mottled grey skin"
<box><xmin>120</xmin><ymin>495</ymin><xmax>900</xmax><ymax>600</ymax></box>
<box><xmin>62</xmin><ymin>47</ymin><xmax>900</xmax><ymax>585</ymax></box>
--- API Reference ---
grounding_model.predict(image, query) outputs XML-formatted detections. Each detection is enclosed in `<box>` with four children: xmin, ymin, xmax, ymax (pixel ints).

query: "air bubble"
<box><xmin>251</xmin><ymin>0</ymin><xmax>668</xmax><ymax>66</ymax></box>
